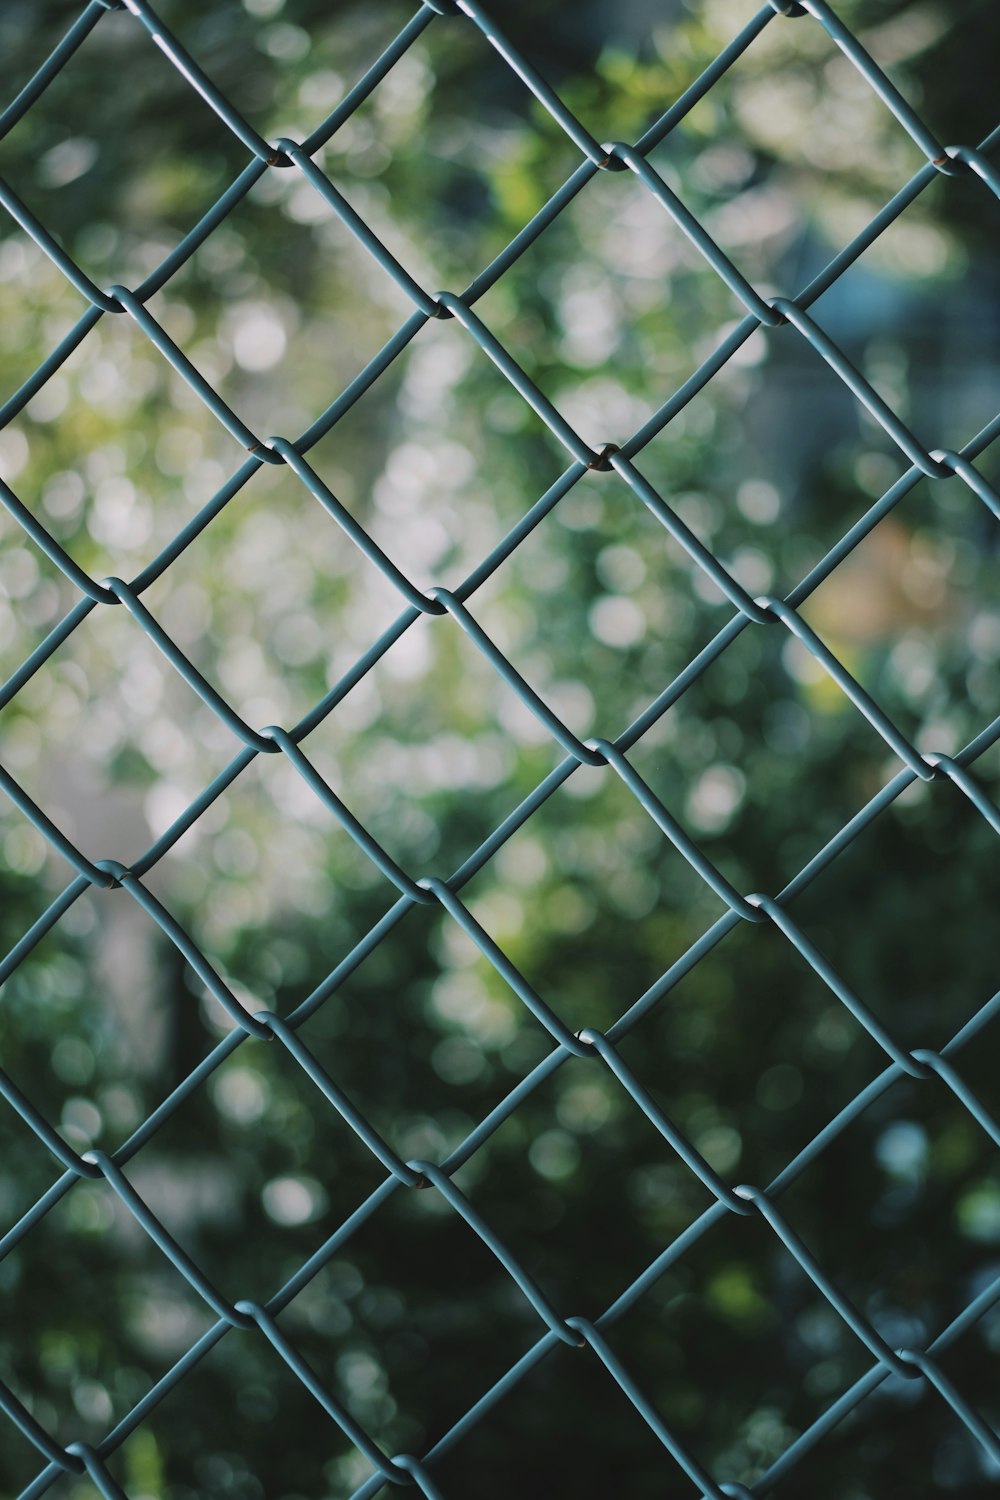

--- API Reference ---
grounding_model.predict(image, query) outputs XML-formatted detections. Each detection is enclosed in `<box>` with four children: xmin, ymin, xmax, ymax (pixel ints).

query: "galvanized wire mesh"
<box><xmin>1</xmin><ymin>1</ymin><xmax>999</xmax><ymax>1495</ymax></box>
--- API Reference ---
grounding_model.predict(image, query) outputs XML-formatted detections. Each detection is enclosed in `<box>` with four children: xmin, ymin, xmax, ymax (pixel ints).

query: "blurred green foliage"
<box><xmin>1</xmin><ymin>1</ymin><xmax>999</xmax><ymax>1497</ymax></box>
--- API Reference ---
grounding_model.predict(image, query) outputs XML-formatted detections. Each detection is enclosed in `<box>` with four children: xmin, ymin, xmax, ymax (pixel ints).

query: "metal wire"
<box><xmin>1</xmin><ymin>1</ymin><xmax>999</xmax><ymax>1495</ymax></box>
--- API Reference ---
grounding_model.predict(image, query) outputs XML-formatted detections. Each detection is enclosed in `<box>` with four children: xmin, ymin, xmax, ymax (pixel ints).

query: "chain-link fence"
<box><xmin>1</xmin><ymin>1</ymin><xmax>999</xmax><ymax>1496</ymax></box>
